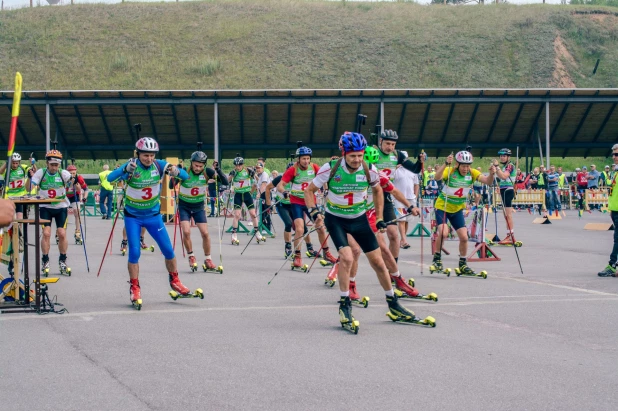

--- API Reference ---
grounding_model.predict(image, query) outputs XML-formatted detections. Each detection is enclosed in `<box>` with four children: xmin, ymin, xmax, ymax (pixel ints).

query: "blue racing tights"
<box><xmin>125</xmin><ymin>214</ymin><xmax>175</xmax><ymax>264</ymax></box>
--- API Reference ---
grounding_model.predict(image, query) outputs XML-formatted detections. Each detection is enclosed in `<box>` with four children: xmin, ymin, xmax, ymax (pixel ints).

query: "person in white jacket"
<box><xmin>393</xmin><ymin>151</ymin><xmax>419</xmax><ymax>249</ymax></box>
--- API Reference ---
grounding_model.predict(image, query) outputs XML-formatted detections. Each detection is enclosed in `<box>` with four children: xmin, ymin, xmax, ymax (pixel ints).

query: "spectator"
<box><xmin>392</xmin><ymin>159</ymin><xmax>419</xmax><ymax>249</ymax></box>
<box><xmin>257</xmin><ymin>157</ymin><xmax>271</xmax><ymax>176</ymax></box>
<box><xmin>547</xmin><ymin>165</ymin><xmax>561</xmax><ymax>215</ymax></box>
<box><xmin>537</xmin><ymin>166</ymin><xmax>549</xmax><ymax>213</ymax></box>
<box><xmin>529</xmin><ymin>167</ymin><xmax>540</xmax><ymax>189</ymax></box>
<box><xmin>425</xmin><ymin>175</ymin><xmax>438</xmax><ymax>198</ymax></box>
<box><xmin>597</xmin><ymin>143</ymin><xmax>618</xmax><ymax>277</ymax></box>
<box><xmin>473</xmin><ymin>167</ymin><xmax>483</xmax><ymax>206</ymax></box>
<box><xmin>98</xmin><ymin>164</ymin><xmax>114</xmax><ymax>220</ymax></box>
<box><xmin>600</xmin><ymin>165</ymin><xmax>611</xmax><ymax>187</ymax></box>
<box><xmin>587</xmin><ymin>164</ymin><xmax>601</xmax><ymax>210</ymax></box>
<box><xmin>576</xmin><ymin>167</ymin><xmax>588</xmax><ymax>210</ymax></box>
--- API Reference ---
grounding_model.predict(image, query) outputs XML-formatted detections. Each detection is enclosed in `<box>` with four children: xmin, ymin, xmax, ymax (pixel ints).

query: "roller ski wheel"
<box><xmin>319</xmin><ymin>259</ymin><xmax>333</xmax><ymax>267</ymax></box>
<box><xmin>131</xmin><ymin>299</ymin><xmax>143</xmax><ymax>310</ymax></box>
<box><xmin>393</xmin><ymin>288</ymin><xmax>438</xmax><ymax>302</ymax></box>
<box><xmin>386</xmin><ymin>312</ymin><xmax>436</xmax><ymax>327</ymax></box>
<box><xmin>255</xmin><ymin>236</ymin><xmax>266</xmax><ymax>244</ymax></box>
<box><xmin>59</xmin><ymin>261</ymin><xmax>71</xmax><ymax>277</ymax></box>
<box><xmin>75</xmin><ymin>237</ymin><xmax>83</xmax><ymax>245</ymax></box>
<box><xmin>231</xmin><ymin>239</ymin><xmax>240</xmax><ymax>246</ymax></box>
<box><xmin>455</xmin><ymin>266</ymin><xmax>488</xmax><ymax>279</ymax></box>
<box><xmin>202</xmin><ymin>261</ymin><xmax>224</xmax><ymax>274</ymax></box>
<box><xmin>324</xmin><ymin>278</ymin><xmax>337</xmax><ymax>287</ymax></box>
<box><xmin>169</xmin><ymin>288</ymin><xmax>205</xmax><ymax>301</ymax></box>
<box><xmin>189</xmin><ymin>256</ymin><xmax>198</xmax><ymax>272</ymax></box>
<box><xmin>121</xmin><ymin>248</ymin><xmax>127</xmax><ymax>256</ymax></box>
<box><xmin>407</xmin><ymin>278</ymin><xmax>415</xmax><ymax>288</ymax></box>
<box><xmin>351</xmin><ymin>296</ymin><xmax>370</xmax><ymax>308</ymax></box>
<box><xmin>429</xmin><ymin>264</ymin><xmax>451</xmax><ymax>277</ymax></box>
<box><xmin>291</xmin><ymin>263</ymin><xmax>309</xmax><ymax>272</ymax></box>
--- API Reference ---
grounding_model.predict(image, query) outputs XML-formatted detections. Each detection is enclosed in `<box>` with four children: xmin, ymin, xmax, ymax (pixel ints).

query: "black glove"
<box><xmin>282</xmin><ymin>191</ymin><xmax>289</xmax><ymax>199</ymax></box>
<box><xmin>212</xmin><ymin>161</ymin><xmax>220</xmax><ymax>171</ymax></box>
<box><xmin>308</xmin><ymin>207</ymin><xmax>322</xmax><ymax>222</ymax></box>
<box><xmin>376</xmin><ymin>219</ymin><xmax>387</xmax><ymax>231</ymax></box>
<box><xmin>229</xmin><ymin>170</ymin><xmax>236</xmax><ymax>178</ymax></box>
<box><xmin>247</xmin><ymin>167</ymin><xmax>255</xmax><ymax>178</ymax></box>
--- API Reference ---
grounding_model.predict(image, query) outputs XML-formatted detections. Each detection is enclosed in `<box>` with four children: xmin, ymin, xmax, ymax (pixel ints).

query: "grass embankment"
<box><xmin>1</xmin><ymin>1</ymin><xmax>618</xmax><ymax>89</ymax></box>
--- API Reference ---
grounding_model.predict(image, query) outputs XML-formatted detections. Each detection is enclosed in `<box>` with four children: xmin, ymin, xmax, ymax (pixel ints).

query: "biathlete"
<box><xmin>28</xmin><ymin>150</ymin><xmax>78</xmax><ymax>276</ymax></box>
<box><xmin>305</xmin><ymin>132</ymin><xmax>434</xmax><ymax>333</ymax></box>
<box><xmin>432</xmin><ymin>151</ymin><xmax>496</xmax><ymax>278</ymax></box>
<box><xmin>107</xmin><ymin>137</ymin><xmax>194</xmax><ymax>308</ymax></box>
<box><xmin>371</xmin><ymin>130</ymin><xmax>425</xmax><ymax>264</ymax></box>
<box><xmin>172</xmin><ymin>151</ymin><xmax>228</xmax><ymax>272</ymax></box>
<box><xmin>278</xmin><ymin>145</ymin><xmax>336</xmax><ymax>270</ymax></box>
<box><xmin>66</xmin><ymin>164</ymin><xmax>88</xmax><ymax>244</ymax></box>
<box><xmin>228</xmin><ymin>154</ymin><xmax>265</xmax><ymax>245</ymax></box>
<box><xmin>493</xmin><ymin>148</ymin><xmax>517</xmax><ymax>245</ymax></box>
<box><xmin>265</xmin><ymin>162</ymin><xmax>317</xmax><ymax>258</ymax></box>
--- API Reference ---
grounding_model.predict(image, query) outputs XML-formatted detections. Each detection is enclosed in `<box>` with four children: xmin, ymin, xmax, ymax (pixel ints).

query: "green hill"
<box><xmin>1</xmin><ymin>1</ymin><xmax>618</xmax><ymax>90</ymax></box>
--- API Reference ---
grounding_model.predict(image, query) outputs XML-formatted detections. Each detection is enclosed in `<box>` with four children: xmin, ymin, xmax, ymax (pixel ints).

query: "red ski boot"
<box><xmin>291</xmin><ymin>252</ymin><xmax>308</xmax><ymax>272</ymax></box>
<box><xmin>188</xmin><ymin>255</ymin><xmax>198</xmax><ymax>272</ymax></box>
<box><xmin>349</xmin><ymin>280</ymin><xmax>360</xmax><ymax>300</ymax></box>
<box><xmin>169</xmin><ymin>272</ymin><xmax>190</xmax><ymax>295</ymax></box>
<box><xmin>391</xmin><ymin>274</ymin><xmax>419</xmax><ymax>297</ymax></box>
<box><xmin>391</xmin><ymin>274</ymin><xmax>438</xmax><ymax>302</ymax></box>
<box><xmin>129</xmin><ymin>279</ymin><xmax>142</xmax><ymax>310</ymax></box>
<box><xmin>324</xmin><ymin>262</ymin><xmax>338</xmax><ymax>287</ymax></box>
<box><xmin>498</xmin><ymin>233</ymin><xmax>522</xmax><ymax>247</ymax></box>
<box><xmin>323</xmin><ymin>249</ymin><xmax>338</xmax><ymax>264</ymax></box>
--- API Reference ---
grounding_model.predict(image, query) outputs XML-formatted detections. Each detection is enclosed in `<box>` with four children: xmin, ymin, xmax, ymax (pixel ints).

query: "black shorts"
<box><xmin>324</xmin><ymin>213</ymin><xmax>379</xmax><ymax>254</ymax></box>
<box><xmin>383</xmin><ymin>193</ymin><xmax>397</xmax><ymax>226</ymax></box>
<box><xmin>14</xmin><ymin>203</ymin><xmax>24</xmax><ymax>214</ymax></box>
<box><xmin>39</xmin><ymin>207</ymin><xmax>68</xmax><ymax>228</ymax></box>
<box><xmin>500</xmin><ymin>188</ymin><xmax>514</xmax><ymax>208</ymax></box>
<box><xmin>435</xmin><ymin>209</ymin><xmax>466</xmax><ymax>231</ymax></box>
<box><xmin>234</xmin><ymin>192</ymin><xmax>254</xmax><ymax>210</ymax></box>
<box><xmin>178</xmin><ymin>204</ymin><xmax>207</xmax><ymax>224</ymax></box>
<box><xmin>68</xmin><ymin>196</ymin><xmax>78</xmax><ymax>204</ymax></box>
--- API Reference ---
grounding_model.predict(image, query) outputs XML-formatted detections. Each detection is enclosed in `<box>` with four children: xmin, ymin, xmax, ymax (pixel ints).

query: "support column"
<box><xmin>380</xmin><ymin>100</ymin><xmax>385</xmax><ymax>133</ymax></box>
<box><xmin>214</xmin><ymin>103</ymin><xmax>220</xmax><ymax>161</ymax></box>
<box><xmin>545</xmin><ymin>102</ymin><xmax>550</xmax><ymax>169</ymax></box>
<box><xmin>45</xmin><ymin>104</ymin><xmax>50</xmax><ymax>153</ymax></box>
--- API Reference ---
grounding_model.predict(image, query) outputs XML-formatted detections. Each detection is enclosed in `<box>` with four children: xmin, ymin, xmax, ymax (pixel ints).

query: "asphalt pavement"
<box><xmin>1</xmin><ymin>208</ymin><xmax>617</xmax><ymax>411</ymax></box>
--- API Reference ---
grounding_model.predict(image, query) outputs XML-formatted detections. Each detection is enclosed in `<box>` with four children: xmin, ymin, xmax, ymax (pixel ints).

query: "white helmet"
<box><xmin>455</xmin><ymin>151</ymin><xmax>473</xmax><ymax>165</ymax></box>
<box><xmin>135</xmin><ymin>137</ymin><xmax>159</xmax><ymax>153</ymax></box>
<box><xmin>12</xmin><ymin>153</ymin><xmax>21</xmax><ymax>161</ymax></box>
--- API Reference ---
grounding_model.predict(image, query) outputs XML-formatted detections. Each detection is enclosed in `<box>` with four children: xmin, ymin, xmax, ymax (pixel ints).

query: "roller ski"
<box><xmin>598</xmin><ymin>264</ymin><xmax>617</xmax><ymax>277</ymax></box>
<box><xmin>129</xmin><ymin>279</ymin><xmax>142</xmax><ymax>310</ymax></box>
<box><xmin>253</xmin><ymin>229</ymin><xmax>266</xmax><ymax>244</ymax></box>
<box><xmin>202</xmin><ymin>258</ymin><xmax>223</xmax><ymax>274</ymax></box>
<box><xmin>493</xmin><ymin>233</ymin><xmax>523</xmax><ymax>247</ymax></box>
<box><xmin>140</xmin><ymin>237</ymin><xmax>155</xmax><ymax>252</ymax></box>
<box><xmin>429</xmin><ymin>256</ymin><xmax>451</xmax><ymax>276</ymax></box>
<box><xmin>42</xmin><ymin>259</ymin><xmax>50</xmax><ymax>277</ymax></box>
<box><xmin>168</xmin><ymin>272</ymin><xmax>204</xmax><ymax>300</ymax></box>
<box><xmin>385</xmin><ymin>294</ymin><xmax>436</xmax><ymax>327</ymax></box>
<box><xmin>306</xmin><ymin>248</ymin><xmax>319</xmax><ymax>258</ymax></box>
<box><xmin>455</xmin><ymin>262</ymin><xmax>488</xmax><ymax>279</ymax></box>
<box><xmin>59</xmin><ymin>258</ymin><xmax>72</xmax><ymax>277</ymax></box>
<box><xmin>349</xmin><ymin>281</ymin><xmax>369</xmax><ymax>308</ymax></box>
<box><xmin>324</xmin><ymin>262</ymin><xmax>338</xmax><ymax>287</ymax></box>
<box><xmin>391</xmin><ymin>274</ymin><xmax>438</xmax><ymax>302</ymax></box>
<box><xmin>74</xmin><ymin>230</ymin><xmax>83</xmax><ymax>245</ymax></box>
<box><xmin>120</xmin><ymin>240</ymin><xmax>128</xmax><ymax>256</ymax></box>
<box><xmin>231</xmin><ymin>231</ymin><xmax>240</xmax><ymax>246</ymax></box>
<box><xmin>319</xmin><ymin>250</ymin><xmax>338</xmax><ymax>267</ymax></box>
<box><xmin>188</xmin><ymin>255</ymin><xmax>198</xmax><ymax>272</ymax></box>
<box><xmin>338</xmin><ymin>296</ymin><xmax>360</xmax><ymax>334</ymax></box>
<box><xmin>291</xmin><ymin>252</ymin><xmax>308</xmax><ymax>272</ymax></box>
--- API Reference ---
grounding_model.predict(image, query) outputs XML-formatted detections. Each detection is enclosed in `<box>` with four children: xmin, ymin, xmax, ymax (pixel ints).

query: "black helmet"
<box><xmin>498</xmin><ymin>148</ymin><xmax>512</xmax><ymax>156</ymax></box>
<box><xmin>380</xmin><ymin>130</ymin><xmax>398</xmax><ymax>141</ymax></box>
<box><xmin>190</xmin><ymin>151</ymin><xmax>207</xmax><ymax>164</ymax></box>
<box><xmin>233</xmin><ymin>153</ymin><xmax>244</xmax><ymax>166</ymax></box>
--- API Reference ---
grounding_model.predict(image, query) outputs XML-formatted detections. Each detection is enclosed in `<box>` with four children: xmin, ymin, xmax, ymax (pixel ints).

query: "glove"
<box><xmin>229</xmin><ymin>170</ymin><xmax>236</xmax><ymax>178</ymax></box>
<box><xmin>248</xmin><ymin>167</ymin><xmax>255</xmax><ymax>178</ymax></box>
<box><xmin>406</xmin><ymin>206</ymin><xmax>420</xmax><ymax>216</ymax></box>
<box><xmin>168</xmin><ymin>166</ymin><xmax>180</xmax><ymax>177</ymax></box>
<box><xmin>418</xmin><ymin>152</ymin><xmax>427</xmax><ymax>163</ymax></box>
<box><xmin>308</xmin><ymin>207</ymin><xmax>322</xmax><ymax>222</ymax></box>
<box><xmin>124</xmin><ymin>160</ymin><xmax>137</xmax><ymax>174</ymax></box>
<box><xmin>376</xmin><ymin>219</ymin><xmax>387</xmax><ymax>231</ymax></box>
<box><xmin>282</xmin><ymin>191</ymin><xmax>289</xmax><ymax>199</ymax></box>
<box><xmin>212</xmin><ymin>161</ymin><xmax>220</xmax><ymax>171</ymax></box>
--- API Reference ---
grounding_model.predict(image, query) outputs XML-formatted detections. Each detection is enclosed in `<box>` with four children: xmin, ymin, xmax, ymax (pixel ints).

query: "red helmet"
<box><xmin>67</xmin><ymin>165</ymin><xmax>77</xmax><ymax>171</ymax></box>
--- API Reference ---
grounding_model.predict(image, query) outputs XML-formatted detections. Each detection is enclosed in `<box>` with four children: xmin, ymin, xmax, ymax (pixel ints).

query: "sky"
<box><xmin>1</xmin><ymin>0</ymin><xmax>568</xmax><ymax>9</ymax></box>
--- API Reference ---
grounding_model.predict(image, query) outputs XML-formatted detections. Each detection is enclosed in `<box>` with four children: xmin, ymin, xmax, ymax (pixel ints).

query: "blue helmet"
<box><xmin>296</xmin><ymin>146</ymin><xmax>312</xmax><ymax>158</ymax></box>
<box><xmin>339</xmin><ymin>132</ymin><xmax>367</xmax><ymax>154</ymax></box>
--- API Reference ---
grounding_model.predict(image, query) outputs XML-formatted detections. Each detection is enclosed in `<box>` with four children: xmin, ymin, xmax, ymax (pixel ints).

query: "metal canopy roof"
<box><xmin>0</xmin><ymin>88</ymin><xmax>617</xmax><ymax>160</ymax></box>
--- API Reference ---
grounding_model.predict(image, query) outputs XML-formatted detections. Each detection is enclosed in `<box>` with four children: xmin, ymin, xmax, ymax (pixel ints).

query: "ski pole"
<box><xmin>493</xmin><ymin>174</ymin><xmax>524</xmax><ymax>274</ymax></box>
<box><xmin>420</xmin><ymin>155</ymin><xmax>425</xmax><ymax>275</ymax></box>
<box><xmin>221</xmin><ymin>189</ymin><xmax>233</xmax><ymax>240</ymax></box>
<box><xmin>306</xmin><ymin>233</ymin><xmax>331</xmax><ymax>274</ymax></box>
<box><xmin>73</xmin><ymin>180</ymin><xmax>90</xmax><ymax>272</ymax></box>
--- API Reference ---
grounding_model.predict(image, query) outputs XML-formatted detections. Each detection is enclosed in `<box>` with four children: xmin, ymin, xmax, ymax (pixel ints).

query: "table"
<box><xmin>0</xmin><ymin>197</ymin><xmax>55</xmax><ymax>313</ymax></box>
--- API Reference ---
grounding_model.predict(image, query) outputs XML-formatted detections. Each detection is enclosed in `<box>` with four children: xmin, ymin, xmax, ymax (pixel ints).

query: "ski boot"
<box><xmin>59</xmin><ymin>258</ymin><xmax>72</xmax><ymax>277</ymax></box>
<box><xmin>254</xmin><ymin>229</ymin><xmax>266</xmax><ymax>244</ymax></box>
<box><xmin>203</xmin><ymin>258</ymin><xmax>223</xmax><ymax>274</ymax></box>
<box><xmin>74</xmin><ymin>230</ymin><xmax>83</xmax><ymax>245</ymax></box>
<box><xmin>386</xmin><ymin>294</ymin><xmax>436</xmax><ymax>327</ymax></box>
<box><xmin>349</xmin><ymin>280</ymin><xmax>370</xmax><ymax>308</ymax></box>
<box><xmin>338</xmin><ymin>296</ymin><xmax>360</xmax><ymax>334</ymax></box>
<box><xmin>168</xmin><ymin>272</ymin><xmax>204</xmax><ymax>300</ymax></box>
<box><xmin>291</xmin><ymin>252</ymin><xmax>308</xmax><ymax>272</ymax></box>
<box><xmin>42</xmin><ymin>258</ymin><xmax>50</xmax><ymax>277</ymax></box>
<box><xmin>188</xmin><ymin>255</ymin><xmax>198</xmax><ymax>272</ymax></box>
<box><xmin>391</xmin><ymin>274</ymin><xmax>438</xmax><ymax>302</ymax></box>
<box><xmin>455</xmin><ymin>262</ymin><xmax>488</xmax><ymax>279</ymax></box>
<box><xmin>429</xmin><ymin>256</ymin><xmax>451</xmax><ymax>276</ymax></box>
<box><xmin>305</xmin><ymin>244</ymin><xmax>319</xmax><ymax>258</ymax></box>
<box><xmin>598</xmin><ymin>264</ymin><xmax>617</xmax><ymax>277</ymax></box>
<box><xmin>120</xmin><ymin>240</ymin><xmax>128</xmax><ymax>256</ymax></box>
<box><xmin>129</xmin><ymin>278</ymin><xmax>142</xmax><ymax>310</ymax></box>
<box><xmin>324</xmin><ymin>262</ymin><xmax>338</xmax><ymax>287</ymax></box>
<box><xmin>284</xmin><ymin>243</ymin><xmax>292</xmax><ymax>259</ymax></box>
<box><xmin>498</xmin><ymin>233</ymin><xmax>523</xmax><ymax>247</ymax></box>
<box><xmin>319</xmin><ymin>250</ymin><xmax>338</xmax><ymax>267</ymax></box>
<box><xmin>140</xmin><ymin>237</ymin><xmax>155</xmax><ymax>252</ymax></box>
<box><xmin>231</xmin><ymin>231</ymin><xmax>240</xmax><ymax>246</ymax></box>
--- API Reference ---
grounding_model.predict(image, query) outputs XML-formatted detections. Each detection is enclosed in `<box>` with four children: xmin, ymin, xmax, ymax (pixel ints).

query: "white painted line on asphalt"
<box><xmin>1</xmin><ymin>297</ymin><xmax>617</xmax><ymax>322</ymax></box>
